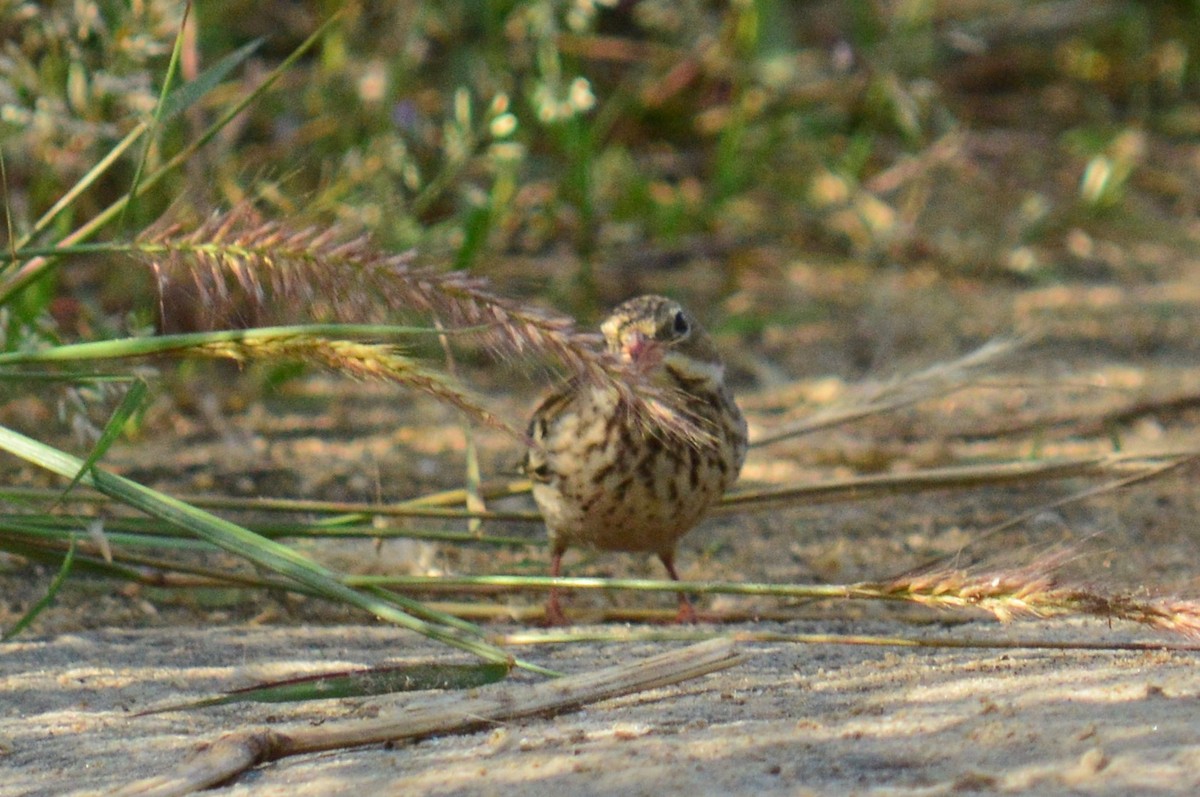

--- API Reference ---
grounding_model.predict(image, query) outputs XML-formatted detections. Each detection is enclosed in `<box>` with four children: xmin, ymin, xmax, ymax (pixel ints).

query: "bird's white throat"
<box><xmin>663</xmin><ymin>352</ymin><xmax>724</xmax><ymax>387</ymax></box>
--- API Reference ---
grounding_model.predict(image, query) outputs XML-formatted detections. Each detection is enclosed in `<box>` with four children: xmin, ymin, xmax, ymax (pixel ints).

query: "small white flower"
<box><xmin>568</xmin><ymin>77</ymin><xmax>595</xmax><ymax>112</ymax></box>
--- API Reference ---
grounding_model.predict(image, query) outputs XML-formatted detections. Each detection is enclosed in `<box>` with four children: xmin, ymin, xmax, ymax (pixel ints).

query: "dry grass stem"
<box><xmin>0</xmin><ymin>484</ymin><xmax>543</xmax><ymax>521</ymax></box>
<box><xmin>496</xmin><ymin>627</ymin><xmax>1200</xmax><ymax>652</ymax></box>
<box><xmin>749</xmin><ymin>338</ymin><xmax>1019</xmax><ymax>447</ymax></box>
<box><xmin>926</xmin><ymin>454</ymin><xmax>1197</xmax><ymax>552</ymax></box>
<box><xmin>9</xmin><ymin>450</ymin><xmax>1190</xmax><ymax>524</ymax></box>
<box><xmin>433</xmin><ymin>318</ymin><xmax>488</xmax><ymax>535</ymax></box>
<box><xmin>365</xmin><ymin>554</ymin><xmax>1200</xmax><ymax>641</ymax></box>
<box><xmin>114</xmin><ymin>638</ymin><xmax>743</xmax><ymax>797</ymax></box>
<box><xmin>718</xmin><ymin>450</ymin><xmax>1194</xmax><ymax>513</ymax></box>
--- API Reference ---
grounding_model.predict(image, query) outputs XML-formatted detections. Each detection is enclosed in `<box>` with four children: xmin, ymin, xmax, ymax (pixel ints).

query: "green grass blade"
<box><xmin>0</xmin><ymin>372</ymin><xmax>140</xmax><ymax>383</ymax></box>
<box><xmin>0</xmin><ymin>512</ymin><xmax>536</xmax><ymax>548</ymax></box>
<box><xmin>0</xmin><ymin>536</ymin><xmax>149</xmax><ymax>582</ymax></box>
<box><xmin>120</xmin><ymin>1</ymin><xmax>190</xmax><ymax>230</ymax></box>
<box><xmin>0</xmin><ymin>520</ymin><xmax>217</xmax><ymax>552</ymax></box>
<box><xmin>6</xmin><ymin>37</ymin><xmax>263</xmax><ymax>262</ymax></box>
<box><xmin>0</xmin><ymin>484</ymin><xmax>542</xmax><ymax>523</ymax></box>
<box><xmin>0</xmin><ymin>146</ymin><xmax>13</xmax><ymax>261</ymax></box>
<box><xmin>363</xmin><ymin>585</ymin><xmax>485</xmax><ymax>637</ymax></box>
<box><xmin>4</xmin><ymin>127</ymin><xmax>145</xmax><ymax>272</ymax></box>
<box><xmin>0</xmin><ymin>324</ymin><xmax>441</xmax><ymax>365</ymax></box>
<box><xmin>0</xmin><ymin>424</ymin><xmax>545</xmax><ymax>671</ymax></box>
<box><xmin>0</xmin><ymin>11</ymin><xmax>340</xmax><ymax>303</ymax></box>
<box><xmin>60</xmin><ymin>378</ymin><xmax>149</xmax><ymax>499</ymax></box>
<box><xmin>159</xmin><ymin>39</ymin><xmax>265</xmax><ymax>123</ymax></box>
<box><xmin>137</xmin><ymin>661</ymin><xmax>510</xmax><ymax>715</ymax></box>
<box><xmin>2</xmin><ymin>539</ymin><xmax>76</xmax><ymax>641</ymax></box>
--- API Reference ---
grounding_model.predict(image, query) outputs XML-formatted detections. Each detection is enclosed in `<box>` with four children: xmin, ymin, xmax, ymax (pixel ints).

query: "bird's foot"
<box><xmin>543</xmin><ymin>595</ymin><xmax>569</xmax><ymax>627</ymax></box>
<box><xmin>673</xmin><ymin>596</ymin><xmax>698</xmax><ymax>624</ymax></box>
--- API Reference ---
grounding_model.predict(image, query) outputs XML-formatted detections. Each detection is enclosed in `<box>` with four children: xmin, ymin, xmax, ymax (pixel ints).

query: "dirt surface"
<box><xmin>7</xmin><ymin>224</ymin><xmax>1200</xmax><ymax>794</ymax></box>
<box><xmin>4</xmin><ymin>620</ymin><xmax>1200</xmax><ymax>796</ymax></box>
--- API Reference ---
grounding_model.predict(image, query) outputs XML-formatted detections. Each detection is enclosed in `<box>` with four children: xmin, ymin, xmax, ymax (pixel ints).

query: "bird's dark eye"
<box><xmin>672</xmin><ymin>311</ymin><xmax>690</xmax><ymax>336</ymax></box>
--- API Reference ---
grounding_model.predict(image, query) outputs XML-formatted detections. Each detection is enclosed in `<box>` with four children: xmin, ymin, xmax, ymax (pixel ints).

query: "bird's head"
<box><xmin>600</xmin><ymin>295</ymin><xmax>723</xmax><ymax>387</ymax></box>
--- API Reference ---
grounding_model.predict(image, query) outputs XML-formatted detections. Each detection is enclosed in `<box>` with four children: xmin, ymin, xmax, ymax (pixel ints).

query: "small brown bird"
<box><xmin>524</xmin><ymin>295</ymin><xmax>747</xmax><ymax>624</ymax></box>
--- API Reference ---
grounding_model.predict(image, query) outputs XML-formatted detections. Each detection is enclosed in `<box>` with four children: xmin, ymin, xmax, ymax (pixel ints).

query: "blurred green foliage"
<box><xmin>3</xmin><ymin>0</ymin><xmax>1200</xmax><ymax>330</ymax></box>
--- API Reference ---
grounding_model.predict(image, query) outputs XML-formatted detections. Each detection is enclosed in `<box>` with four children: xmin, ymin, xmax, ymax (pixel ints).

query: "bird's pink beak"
<box><xmin>623</xmin><ymin>332</ymin><xmax>663</xmax><ymax>371</ymax></box>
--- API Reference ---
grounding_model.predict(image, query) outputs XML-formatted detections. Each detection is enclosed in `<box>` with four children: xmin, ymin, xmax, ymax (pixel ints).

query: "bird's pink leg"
<box><xmin>659</xmin><ymin>552</ymin><xmax>697</xmax><ymax>624</ymax></box>
<box><xmin>544</xmin><ymin>548</ymin><xmax>569</xmax><ymax>626</ymax></box>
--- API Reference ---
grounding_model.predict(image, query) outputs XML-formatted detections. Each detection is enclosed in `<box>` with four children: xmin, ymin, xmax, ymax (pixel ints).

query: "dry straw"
<box><xmin>115</xmin><ymin>638</ymin><xmax>743</xmax><ymax>797</ymax></box>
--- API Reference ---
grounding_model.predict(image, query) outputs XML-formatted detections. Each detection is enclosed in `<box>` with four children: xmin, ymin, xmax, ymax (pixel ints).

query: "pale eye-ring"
<box><xmin>672</xmin><ymin>310</ymin><xmax>690</xmax><ymax>336</ymax></box>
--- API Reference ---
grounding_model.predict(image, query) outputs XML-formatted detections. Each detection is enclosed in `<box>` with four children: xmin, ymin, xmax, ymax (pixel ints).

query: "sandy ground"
<box><xmin>3</xmin><ymin>619</ymin><xmax>1199</xmax><ymax>797</ymax></box>
<box><xmin>7</xmin><ymin>248</ymin><xmax>1200</xmax><ymax>795</ymax></box>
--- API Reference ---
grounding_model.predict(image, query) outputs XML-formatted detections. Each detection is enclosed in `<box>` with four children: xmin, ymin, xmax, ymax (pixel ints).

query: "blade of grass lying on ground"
<box><xmin>4</xmin><ymin>450</ymin><xmax>1194</xmax><ymax>641</ymax></box>
<box><xmin>14</xmin><ymin>499</ymin><xmax>1194</xmax><ymax>642</ymax></box>
<box><xmin>495</xmin><ymin>627</ymin><xmax>1200</xmax><ymax>652</ymax></box>
<box><xmin>1</xmin><ymin>435</ymin><xmax>1189</xmax><ymax>643</ymax></box>
<box><xmin>3</xmin><ymin>530</ymin><xmax>482</xmax><ymax>612</ymax></box>
<box><xmin>0</xmin><ymin>517</ymin><xmax>326</xmax><ymax>588</ymax></box>
<box><xmin>136</xmin><ymin>661</ymin><xmax>511</xmax><ymax>716</ymax></box>
<box><xmin>0</xmin><ymin>423</ymin><xmax>559</xmax><ymax>676</ymax></box>
<box><xmin>0</xmin><ymin>512</ymin><xmax>536</xmax><ymax>547</ymax></box>
<box><xmin>3</xmin><ymin>530</ymin><xmax>529</xmax><ymax>621</ymax></box>
<box><xmin>0</xmin><ymin>535</ymin><xmax>189</xmax><ymax>585</ymax></box>
<box><xmin>0</xmin><ymin>486</ymin><xmax>542</xmax><ymax>521</ymax></box>
<box><xmin>0</xmin><ymin>450</ymin><xmax>1191</xmax><ymax>525</ymax></box>
<box><xmin>115</xmin><ymin>639</ymin><xmax>743</xmax><ymax>797</ymax></box>
<box><xmin>2</xmin><ymin>519</ymin><xmax>532</xmax><ymax>626</ymax></box>
<box><xmin>252</xmin><ymin>524</ymin><xmax>535</xmax><ymax>546</ymax></box>
<box><xmin>349</xmin><ymin>566</ymin><xmax>1200</xmax><ymax>639</ymax></box>
<box><xmin>4</xmin><ymin>451</ymin><xmax>1192</xmax><ymax>517</ymax></box>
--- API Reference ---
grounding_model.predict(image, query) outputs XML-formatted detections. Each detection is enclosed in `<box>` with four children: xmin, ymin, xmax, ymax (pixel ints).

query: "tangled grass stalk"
<box><xmin>141</xmin><ymin>205</ymin><xmax>711</xmax><ymax>445</ymax></box>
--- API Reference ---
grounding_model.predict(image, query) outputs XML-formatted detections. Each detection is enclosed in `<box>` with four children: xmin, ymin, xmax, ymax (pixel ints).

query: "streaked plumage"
<box><xmin>525</xmin><ymin>295</ymin><xmax>747</xmax><ymax>624</ymax></box>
